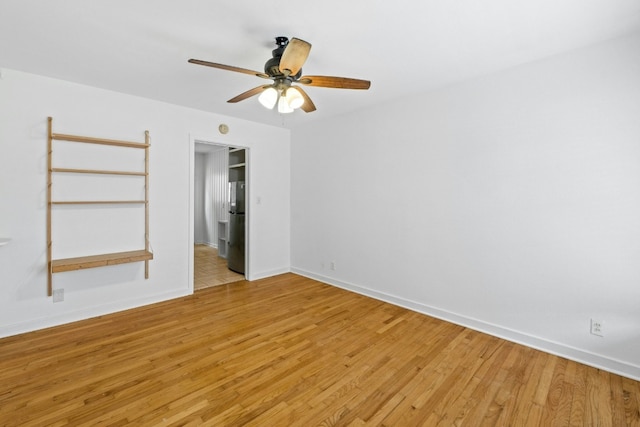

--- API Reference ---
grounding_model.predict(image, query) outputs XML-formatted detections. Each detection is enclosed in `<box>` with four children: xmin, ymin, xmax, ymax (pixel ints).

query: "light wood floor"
<box><xmin>1</xmin><ymin>273</ymin><xmax>639</xmax><ymax>426</ymax></box>
<box><xmin>194</xmin><ymin>244</ymin><xmax>244</xmax><ymax>290</ymax></box>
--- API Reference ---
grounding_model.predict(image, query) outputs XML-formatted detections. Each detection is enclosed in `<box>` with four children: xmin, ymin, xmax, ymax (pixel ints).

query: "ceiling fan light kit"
<box><xmin>277</xmin><ymin>95</ymin><xmax>294</xmax><ymax>114</ymax></box>
<box><xmin>189</xmin><ymin>37</ymin><xmax>371</xmax><ymax>114</ymax></box>
<box><xmin>286</xmin><ymin>88</ymin><xmax>304</xmax><ymax>109</ymax></box>
<box><xmin>257</xmin><ymin>86</ymin><xmax>303</xmax><ymax>113</ymax></box>
<box><xmin>258</xmin><ymin>87</ymin><xmax>278</xmax><ymax>109</ymax></box>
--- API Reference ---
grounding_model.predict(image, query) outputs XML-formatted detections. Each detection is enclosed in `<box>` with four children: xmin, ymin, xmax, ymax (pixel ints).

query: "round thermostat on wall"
<box><xmin>218</xmin><ymin>124</ymin><xmax>229</xmax><ymax>134</ymax></box>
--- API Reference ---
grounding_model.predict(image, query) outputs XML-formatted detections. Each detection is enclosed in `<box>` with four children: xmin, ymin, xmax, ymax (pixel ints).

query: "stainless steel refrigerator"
<box><xmin>228</xmin><ymin>181</ymin><xmax>245</xmax><ymax>274</ymax></box>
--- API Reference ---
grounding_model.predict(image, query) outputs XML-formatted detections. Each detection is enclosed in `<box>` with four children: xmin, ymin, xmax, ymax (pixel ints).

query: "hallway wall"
<box><xmin>194</xmin><ymin>148</ymin><xmax>228</xmax><ymax>246</ymax></box>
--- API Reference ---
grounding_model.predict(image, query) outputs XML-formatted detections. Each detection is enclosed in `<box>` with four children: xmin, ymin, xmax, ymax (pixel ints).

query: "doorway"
<box><xmin>192</xmin><ymin>141</ymin><xmax>246</xmax><ymax>290</ymax></box>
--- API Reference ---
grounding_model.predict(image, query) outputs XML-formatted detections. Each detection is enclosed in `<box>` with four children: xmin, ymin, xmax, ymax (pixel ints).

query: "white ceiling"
<box><xmin>1</xmin><ymin>1</ymin><xmax>639</xmax><ymax>129</ymax></box>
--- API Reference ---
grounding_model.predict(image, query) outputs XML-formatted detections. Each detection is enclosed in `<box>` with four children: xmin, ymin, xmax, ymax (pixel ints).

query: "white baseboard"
<box><xmin>291</xmin><ymin>267</ymin><xmax>640</xmax><ymax>381</ymax></box>
<box><xmin>248</xmin><ymin>267</ymin><xmax>291</xmax><ymax>281</ymax></box>
<box><xmin>0</xmin><ymin>289</ymin><xmax>191</xmax><ymax>339</ymax></box>
<box><xmin>195</xmin><ymin>241</ymin><xmax>216</xmax><ymax>248</ymax></box>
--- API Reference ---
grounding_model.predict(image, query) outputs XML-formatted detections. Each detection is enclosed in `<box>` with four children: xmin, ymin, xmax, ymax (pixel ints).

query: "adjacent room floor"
<box><xmin>194</xmin><ymin>244</ymin><xmax>244</xmax><ymax>290</ymax></box>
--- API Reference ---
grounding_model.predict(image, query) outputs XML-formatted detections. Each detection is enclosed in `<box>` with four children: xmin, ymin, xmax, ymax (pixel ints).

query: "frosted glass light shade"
<box><xmin>258</xmin><ymin>87</ymin><xmax>278</xmax><ymax>109</ymax></box>
<box><xmin>286</xmin><ymin>87</ymin><xmax>304</xmax><ymax>109</ymax></box>
<box><xmin>277</xmin><ymin>95</ymin><xmax>294</xmax><ymax>113</ymax></box>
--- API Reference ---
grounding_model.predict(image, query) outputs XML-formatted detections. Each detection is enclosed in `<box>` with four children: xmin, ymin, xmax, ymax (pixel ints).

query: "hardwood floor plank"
<box><xmin>546</xmin><ymin>357</ymin><xmax>572</xmax><ymax>426</ymax></box>
<box><xmin>509</xmin><ymin>348</ymin><xmax>548</xmax><ymax>424</ymax></box>
<box><xmin>569</xmin><ymin>362</ymin><xmax>589</xmax><ymax>427</ymax></box>
<box><xmin>404</xmin><ymin>333</ymin><xmax>502</xmax><ymax>425</ymax></box>
<box><xmin>610</xmin><ymin>373</ymin><xmax>627</xmax><ymax>427</ymax></box>
<box><xmin>621</xmin><ymin>377</ymin><xmax>640</xmax><ymax>426</ymax></box>
<box><xmin>488</xmin><ymin>345</ymin><xmax>535</xmax><ymax>426</ymax></box>
<box><xmin>1</xmin><ymin>273</ymin><xmax>638</xmax><ymax>426</ymax></box>
<box><xmin>468</xmin><ymin>342</ymin><xmax>521</xmax><ymax>426</ymax></box>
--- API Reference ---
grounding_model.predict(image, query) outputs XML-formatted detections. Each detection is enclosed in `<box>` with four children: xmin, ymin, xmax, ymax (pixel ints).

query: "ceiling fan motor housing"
<box><xmin>264</xmin><ymin>37</ymin><xmax>302</xmax><ymax>80</ymax></box>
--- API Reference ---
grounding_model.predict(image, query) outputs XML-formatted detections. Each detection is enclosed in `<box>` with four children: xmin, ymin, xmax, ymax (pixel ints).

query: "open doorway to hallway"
<box><xmin>193</xmin><ymin>142</ymin><xmax>246</xmax><ymax>291</ymax></box>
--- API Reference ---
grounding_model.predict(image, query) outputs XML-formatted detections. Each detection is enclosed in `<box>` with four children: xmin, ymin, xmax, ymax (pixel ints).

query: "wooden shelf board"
<box><xmin>229</xmin><ymin>163</ymin><xmax>246</xmax><ymax>169</ymax></box>
<box><xmin>51</xmin><ymin>167</ymin><xmax>147</xmax><ymax>176</ymax></box>
<box><xmin>51</xmin><ymin>200</ymin><xmax>147</xmax><ymax>205</ymax></box>
<box><xmin>52</xmin><ymin>132</ymin><xmax>149</xmax><ymax>149</ymax></box>
<box><xmin>52</xmin><ymin>250</ymin><xmax>153</xmax><ymax>273</ymax></box>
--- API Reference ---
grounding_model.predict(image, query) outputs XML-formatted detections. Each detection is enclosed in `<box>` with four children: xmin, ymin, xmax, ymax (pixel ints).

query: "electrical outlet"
<box><xmin>52</xmin><ymin>288</ymin><xmax>64</xmax><ymax>303</ymax></box>
<box><xmin>590</xmin><ymin>318</ymin><xmax>604</xmax><ymax>337</ymax></box>
<box><xmin>330</xmin><ymin>261</ymin><xmax>336</xmax><ymax>271</ymax></box>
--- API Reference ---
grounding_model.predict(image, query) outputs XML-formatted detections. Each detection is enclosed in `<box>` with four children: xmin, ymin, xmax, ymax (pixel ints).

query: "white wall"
<box><xmin>210</xmin><ymin>148</ymin><xmax>230</xmax><ymax>248</ymax></box>
<box><xmin>194</xmin><ymin>152</ymin><xmax>207</xmax><ymax>244</ymax></box>
<box><xmin>0</xmin><ymin>69</ymin><xmax>290</xmax><ymax>337</ymax></box>
<box><xmin>291</xmin><ymin>33</ymin><xmax>640</xmax><ymax>379</ymax></box>
<box><xmin>194</xmin><ymin>148</ymin><xmax>228</xmax><ymax>246</ymax></box>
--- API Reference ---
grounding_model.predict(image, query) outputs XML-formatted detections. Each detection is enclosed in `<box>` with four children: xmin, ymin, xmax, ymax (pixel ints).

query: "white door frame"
<box><xmin>188</xmin><ymin>134</ymin><xmax>250</xmax><ymax>292</ymax></box>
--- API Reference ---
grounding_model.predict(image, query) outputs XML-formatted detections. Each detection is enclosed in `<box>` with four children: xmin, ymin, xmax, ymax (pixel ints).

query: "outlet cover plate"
<box><xmin>590</xmin><ymin>318</ymin><xmax>603</xmax><ymax>337</ymax></box>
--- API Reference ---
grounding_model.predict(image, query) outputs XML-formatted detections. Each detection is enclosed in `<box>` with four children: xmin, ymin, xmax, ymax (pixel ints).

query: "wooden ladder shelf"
<box><xmin>46</xmin><ymin>117</ymin><xmax>152</xmax><ymax>296</ymax></box>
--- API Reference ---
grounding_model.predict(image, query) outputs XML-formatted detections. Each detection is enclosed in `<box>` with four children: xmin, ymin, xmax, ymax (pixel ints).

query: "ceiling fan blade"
<box><xmin>279</xmin><ymin>38</ymin><xmax>311</xmax><ymax>76</ymax></box>
<box><xmin>188</xmin><ymin>59</ymin><xmax>269</xmax><ymax>79</ymax></box>
<box><xmin>298</xmin><ymin>75</ymin><xmax>371</xmax><ymax>90</ymax></box>
<box><xmin>227</xmin><ymin>85</ymin><xmax>271</xmax><ymax>103</ymax></box>
<box><xmin>295</xmin><ymin>86</ymin><xmax>316</xmax><ymax>113</ymax></box>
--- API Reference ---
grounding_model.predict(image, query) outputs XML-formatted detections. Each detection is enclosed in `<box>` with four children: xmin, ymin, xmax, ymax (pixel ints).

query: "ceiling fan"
<box><xmin>188</xmin><ymin>36</ymin><xmax>371</xmax><ymax>114</ymax></box>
